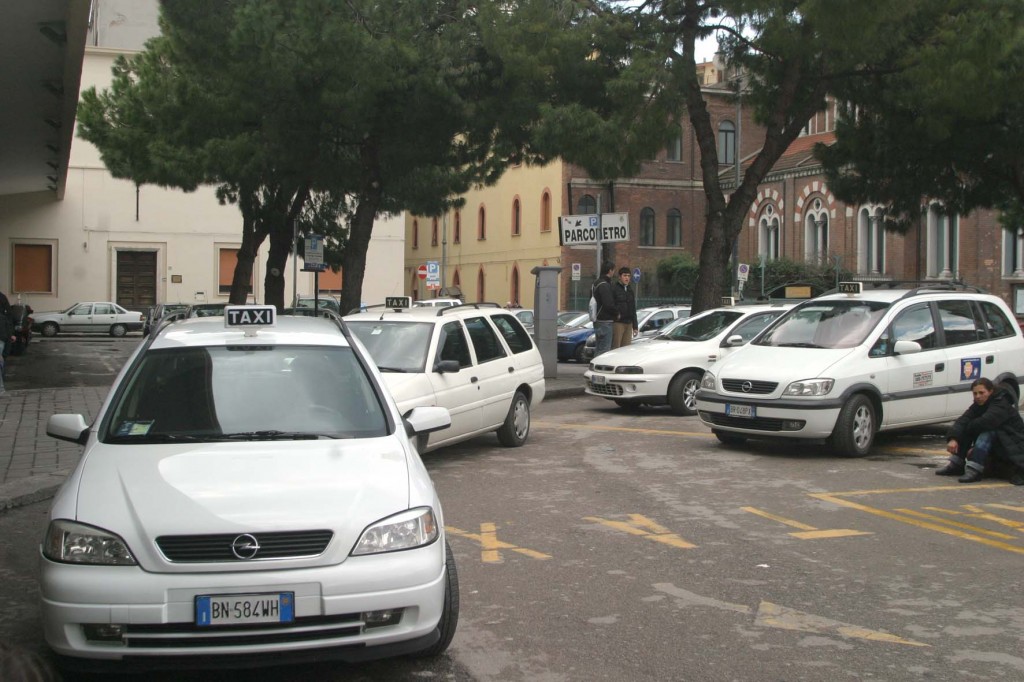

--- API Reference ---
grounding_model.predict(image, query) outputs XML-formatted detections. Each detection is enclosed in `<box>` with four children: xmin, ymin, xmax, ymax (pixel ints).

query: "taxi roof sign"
<box><xmin>721</xmin><ymin>296</ymin><xmax>735</xmax><ymax>307</ymax></box>
<box><xmin>225</xmin><ymin>305</ymin><xmax>276</xmax><ymax>335</ymax></box>
<box><xmin>837</xmin><ymin>282</ymin><xmax>863</xmax><ymax>295</ymax></box>
<box><xmin>385</xmin><ymin>296</ymin><xmax>412</xmax><ymax>309</ymax></box>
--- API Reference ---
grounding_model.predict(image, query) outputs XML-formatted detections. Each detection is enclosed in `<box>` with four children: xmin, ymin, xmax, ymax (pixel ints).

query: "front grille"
<box><xmin>587</xmin><ymin>381</ymin><xmax>623</xmax><ymax>396</ymax></box>
<box><xmin>156</xmin><ymin>530</ymin><xmax>334</xmax><ymax>563</ymax></box>
<box><xmin>701</xmin><ymin>412</ymin><xmax>790</xmax><ymax>431</ymax></box>
<box><xmin>721</xmin><ymin>379</ymin><xmax>778</xmax><ymax>395</ymax></box>
<box><xmin>124</xmin><ymin>613</ymin><xmax>363</xmax><ymax>648</ymax></box>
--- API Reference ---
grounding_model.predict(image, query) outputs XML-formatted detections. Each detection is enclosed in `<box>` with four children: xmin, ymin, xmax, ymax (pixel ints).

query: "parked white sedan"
<box><xmin>346</xmin><ymin>302</ymin><xmax>545</xmax><ymax>451</ymax></box>
<box><xmin>585</xmin><ymin>304</ymin><xmax>792</xmax><ymax>415</ymax></box>
<box><xmin>33</xmin><ymin>301</ymin><xmax>144</xmax><ymax>337</ymax></box>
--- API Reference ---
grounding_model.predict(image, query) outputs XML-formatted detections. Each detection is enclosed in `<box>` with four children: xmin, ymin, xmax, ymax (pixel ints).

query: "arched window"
<box><xmin>412</xmin><ymin>219</ymin><xmax>419</xmax><ymax>249</ymax></box>
<box><xmin>510</xmin><ymin>265</ymin><xmax>520</xmax><ymax>306</ymax></box>
<box><xmin>477</xmin><ymin>267</ymin><xmax>486</xmax><ymax>302</ymax></box>
<box><xmin>540</xmin><ymin>191</ymin><xmax>552</xmax><ymax>232</ymax></box>
<box><xmin>857</xmin><ymin>205</ymin><xmax>885</xmax><ymax>275</ymax></box>
<box><xmin>453</xmin><ymin>211</ymin><xmax>461</xmax><ymax>244</ymax></box>
<box><xmin>758</xmin><ymin>204</ymin><xmax>781</xmax><ymax>261</ymax></box>
<box><xmin>431</xmin><ymin>218</ymin><xmax>439</xmax><ymax>247</ymax></box>
<box><xmin>512</xmin><ymin>197</ymin><xmax>521</xmax><ymax>236</ymax></box>
<box><xmin>803</xmin><ymin>198</ymin><xmax>829</xmax><ymax>264</ymax></box>
<box><xmin>666</xmin><ymin>128</ymin><xmax>682</xmax><ymax>162</ymax></box>
<box><xmin>1003</xmin><ymin>226</ymin><xmax>1024</xmax><ymax>278</ymax></box>
<box><xmin>666</xmin><ymin>209</ymin><xmax>682</xmax><ymax>246</ymax></box>
<box><xmin>478</xmin><ymin>205</ymin><xmax>486</xmax><ymax>240</ymax></box>
<box><xmin>410</xmin><ymin>271</ymin><xmax>419</xmax><ymax>302</ymax></box>
<box><xmin>927</xmin><ymin>203</ymin><xmax>959</xmax><ymax>278</ymax></box>
<box><xmin>577</xmin><ymin>194</ymin><xmax>597</xmax><ymax>214</ymax></box>
<box><xmin>640</xmin><ymin>207</ymin><xmax>656</xmax><ymax>246</ymax></box>
<box><xmin>718</xmin><ymin>121</ymin><xmax>736</xmax><ymax>165</ymax></box>
<box><xmin>452</xmin><ymin>269</ymin><xmax>461</xmax><ymax>288</ymax></box>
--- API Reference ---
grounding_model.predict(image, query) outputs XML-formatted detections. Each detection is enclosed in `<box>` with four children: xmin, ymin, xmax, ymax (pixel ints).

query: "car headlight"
<box><xmin>351</xmin><ymin>507</ymin><xmax>438</xmax><ymax>556</ymax></box>
<box><xmin>557</xmin><ymin>335</ymin><xmax>569</xmax><ymax>342</ymax></box>
<box><xmin>43</xmin><ymin>520</ymin><xmax>137</xmax><ymax>565</ymax></box>
<box><xmin>700</xmin><ymin>371</ymin><xmax>716</xmax><ymax>390</ymax></box>
<box><xmin>615</xmin><ymin>366</ymin><xmax>643</xmax><ymax>374</ymax></box>
<box><xmin>783</xmin><ymin>378</ymin><xmax>835</xmax><ymax>396</ymax></box>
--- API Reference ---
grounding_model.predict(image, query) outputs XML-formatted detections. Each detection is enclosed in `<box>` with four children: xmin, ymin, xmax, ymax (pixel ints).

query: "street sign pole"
<box><xmin>595</xmin><ymin>195</ymin><xmax>602</xmax><ymax>281</ymax></box>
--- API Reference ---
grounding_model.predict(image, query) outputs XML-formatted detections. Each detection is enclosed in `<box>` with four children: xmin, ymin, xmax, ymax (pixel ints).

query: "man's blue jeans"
<box><xmin>594</xmin><ymin>320</ymin><xmax>614</xmax><ymax>357</ymax></box>
<box><xmin>949</xmin><ymin>431</ymin><xmax>995</xmax><ymax>472</ymax></box>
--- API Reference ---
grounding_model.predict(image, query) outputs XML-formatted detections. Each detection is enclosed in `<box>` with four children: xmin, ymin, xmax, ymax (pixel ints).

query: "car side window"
<box><xmin>979</xmin><ymin>301</ymin><xmax>1015</xmax><ymax>339</ymax></box>
<box><xmin>890</xmin><ymin>303</ymin><xmax>938</xmax><ymax>350</ymax></box>
<box><xmin>730</xmin><ymin>312</ymin><xmax>780</xmax><ymax>343</ymax></box>
<box><xmin>936</xmin><ymin>299</ymin><xmax>984</xmax><ymax>346</ymax></box>
<box><xmin>491</xmin><ymin>314</ymin><xmax>534</xmax><ymax>354</ymax></box>
<box><xmin>465</xmin><ymin>316</ymin><xmax>508</xmax><ymax>363</ymax></box>
<box><xmin>436</xmin><ymin>322</ymin><xmax>472</xmax><ymax>368</ymax></box>
<box><xmin>94</xmin><ymin>304</ymin><xmax>115</xmax><ymax>315</ymax></box>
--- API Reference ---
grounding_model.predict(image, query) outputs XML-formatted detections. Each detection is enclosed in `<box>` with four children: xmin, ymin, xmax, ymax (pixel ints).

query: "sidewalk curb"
<box><xmin>0</xmin><ymin>470</ymin><xmax>70</xmax><ymax>512</ymax></box>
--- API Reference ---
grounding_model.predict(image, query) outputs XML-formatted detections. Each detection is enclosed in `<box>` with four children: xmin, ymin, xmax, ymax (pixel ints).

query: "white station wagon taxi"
<box><xmin>346</xmin><ymin>299</ymin><xmax>545</xmax><ymax>451</ymax></box>
<box><xmin>696</xmin><ymin>283</ymin><xmax>1024</xmax><ymax>456</ymax></box>
<box><xmin>42</xmin><ymin>306</ymin><xmax>457</xmax><ymax>670</ymax></box>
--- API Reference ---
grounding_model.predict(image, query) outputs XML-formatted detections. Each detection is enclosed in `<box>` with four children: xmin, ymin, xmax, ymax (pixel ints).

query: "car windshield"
<box><xmin>558</xmin><ymin>312</ymin><xmax>585</xmax><ymax>326</ymax></box>
<box><xmin>661</xmin><ymin>310</ymin><xmax>744</xmax><ymax>342</ymax></box>
<box><xmin>104</xmin><ymin>345</ymin><xmax>388</xmax><ymax>442</ymax></box>
<box><xmin>756</xmin><ymin>300</ymin><xmax>890</xmax><ymax>349</ymax></box>
<box><xmin>346</xmin><ymin>320</ymin><xmax>434</xmax><ymax>372</ymax></box>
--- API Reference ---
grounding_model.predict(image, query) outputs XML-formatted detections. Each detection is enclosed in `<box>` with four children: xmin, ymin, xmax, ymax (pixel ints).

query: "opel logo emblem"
<box><xmin>231</xmin><ymin>533</ymin><xmax>261</xmax><ymax>560</ymax></box>
<box><xmin>742</xmin><ymin>381</ymin><xmax>753</xmax><ymax>393</ymax></box>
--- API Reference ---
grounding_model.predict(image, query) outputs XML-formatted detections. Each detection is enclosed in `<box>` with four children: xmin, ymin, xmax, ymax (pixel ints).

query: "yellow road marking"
<box><xmin>919</xmin><ymin>505</ymin><xmax>1024</xmax><ymax>530</ymax></box>
<box><xmin>583</xmin><ymin>513</ymin><xmax>696</xmax><ymax>548</ymax></box>
<box><xmin>742</xmin><ymin>506</ymin><xmax>871</xmax><ymax>539</ymax></box>
<box><xmin>892</xmin><ymin>509</ymin><xmax>1017</xmax><ymax>539</ymax></box>
<box><xmin>446</xmin><ymin>524</ymin><xmax>551</xmax><ymax>563</ymax></box>
<box><xmin>989</xmin><ymin>503</ymin><xmax>1024</xmax><ymax>513</ymax></box>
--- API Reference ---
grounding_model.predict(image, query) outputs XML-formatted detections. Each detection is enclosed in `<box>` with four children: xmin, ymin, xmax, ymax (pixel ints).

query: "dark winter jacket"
<box><xmin>947</xmin><ymin>386</ymin><xmax>1024</xmax><ymax>468</ymax></box>
<box><xmin>592</xmin><ymin>277</ymin><xmax>617</xmax><ymax>322</ymax></box>
<box><xmin>612</xmin><ymin>281</ymin><xmax>638</xmax><ymax>328</ymax></box>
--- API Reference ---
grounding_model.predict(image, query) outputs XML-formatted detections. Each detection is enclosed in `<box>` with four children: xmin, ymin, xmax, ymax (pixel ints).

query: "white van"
<box><xmin>695</xmin><ymin>283</ymin><xmax>1024</xmax><ymax>456</ymax></box>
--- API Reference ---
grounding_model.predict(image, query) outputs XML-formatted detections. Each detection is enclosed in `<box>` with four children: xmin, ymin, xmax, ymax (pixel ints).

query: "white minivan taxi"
<box><xmin>695</xmin><ymin>283</ymin><xmax>1024</xmax><ymax>456</ymax></box>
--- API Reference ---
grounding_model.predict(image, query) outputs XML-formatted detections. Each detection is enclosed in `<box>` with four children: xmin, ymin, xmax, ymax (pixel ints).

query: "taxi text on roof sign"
<box><xmin>385</xmin><ymin>296</ymin><xmax>412</xmax><ymax>309</ymax></box>
<box><xmin>838</xmin><ymin>282</ymin><xmax>863</xmax><ymax>295</ymax></box>
<box><xmin>225</xmin><ymin>305</ymin><xmax>277</xmax><ymax>327</ymax></box>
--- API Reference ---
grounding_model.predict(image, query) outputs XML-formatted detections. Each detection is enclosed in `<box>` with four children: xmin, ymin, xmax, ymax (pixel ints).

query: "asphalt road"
<box><xmin>4</xmin><ymin>339</ymin><xmax>1024</xmax><ymax>680</ymax></box>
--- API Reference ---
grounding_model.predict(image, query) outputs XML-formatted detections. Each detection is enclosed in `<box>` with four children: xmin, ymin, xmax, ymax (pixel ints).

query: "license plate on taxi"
<box><xmin>195</xmin><ymin>592</ymin><xmax>295</xmax><ymax>627</ymax></box>
<box><xmin>591</xmin><ymin>374</ymin><xmax>607</xmax><ymax>385</ymax></box>
<box><xmin>725</xmin><ymin>404</ymin><xmax>756</xmax><ymax>419</ymax></box>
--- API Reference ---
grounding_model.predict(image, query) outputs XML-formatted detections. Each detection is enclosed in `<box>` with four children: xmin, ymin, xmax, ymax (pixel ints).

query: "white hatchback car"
<box><xmin>346</xmin><ymin>303</ymin><xmax>545</xmax><ymax>452</ymax></box>
<box><xmin>696</xmin><ymin>283</ymin><xmax>1024</xmax><ymax>456</ymax></box>
<box><xmin>585</xmin><ymin>304</ymin><xmax>793</xmax><ymax>415</ymax></box>
<box><xmin>42</xmin><ymin>307</ymin><xmax>457</xmax><ymax>669</ymax></box>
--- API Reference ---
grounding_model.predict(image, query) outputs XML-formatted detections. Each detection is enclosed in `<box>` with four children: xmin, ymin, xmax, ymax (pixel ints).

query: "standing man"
<box><xmin>592</xmin><ymin>261</ymin><xmax>617</xmax><ymax>357</ymax></box>
<box><xmin>0</xmin><ymin>291</ymin><xmax>14</xmax><ymax>394</ymax></box>
<box><xmin>611</xmin><ymin>267</ymin><xmax>638</xmax><ymax>349</ymax></box>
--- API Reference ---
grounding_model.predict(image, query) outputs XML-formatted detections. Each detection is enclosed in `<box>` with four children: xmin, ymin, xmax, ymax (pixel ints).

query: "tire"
<box><xmin>41</xmin><ymin>322</ymin><xmax>58</xmax><ymax>337</ymax></box>
<box><xmin>828</xmin><ymin>394</ymin><xmax>876</xmax><ymax>457</ymax></box>
<box><xmin>713</xmin><ymin>429</ymin><xmax>747</xmax><ymax>446</ymax></box>
<box><xmin>496</xmin><ymin>390</ymin><xmax>530</xmax><ymax>447</ymax></box>
<box><xmin>410</xmin><ymin>541</ymin><xmax>460</xmax><ymax>658</ymax></box>
<box><xmin>667</xmin><ymin>371</ymin><xmax>702</xmax><ymax>416</ymax></box>
<box><xmin>573</xmin><ymin>343</ymin><xmax>586</xmax><ymax>363</ymax></box>
<box><xmin>109</xmin><ymin>324</ymin><xmax>127</xmax><ymax>338</ymax></box>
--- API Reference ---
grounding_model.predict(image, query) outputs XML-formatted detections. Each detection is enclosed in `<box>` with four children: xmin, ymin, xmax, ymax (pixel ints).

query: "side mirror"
<box><xmin>893</xmin><ymin>340</ymin><xmax>922</xmax><ymax>355</ymax></box>
<box><xmin>403</xmin><ymin>406</ymin><xmax>452</xmax><ymax>437</ymax></box>
<box><xmin>47</xmin><ymin>414</ymin><xmax>90</xmax><ymax>445</ymax></box>
<box><xmin>724</xmin><ymin>334</ymin><xmax>744</xmax><ymax>347</ymax></box>
<box><xmin>434</xmin><ymin>359</ymin><xmax>462</xmax><ymax>373</ymax></box>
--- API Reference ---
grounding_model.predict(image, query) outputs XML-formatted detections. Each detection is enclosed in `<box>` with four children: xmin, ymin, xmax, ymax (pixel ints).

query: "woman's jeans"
<box><xmin>949</xmin><ymin>431</ymin><xmax>995</xmax><ymax>472</ymax></box>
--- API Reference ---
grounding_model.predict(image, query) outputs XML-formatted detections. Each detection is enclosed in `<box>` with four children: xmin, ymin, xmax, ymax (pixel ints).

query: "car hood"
<box><xmin>592</xmin><ymin>338</ymin><xmax>715</xmax><ymax>367</ymax></box>
<box><xmin>712</xmin><ymin>345</ymin><xmax>856</xmax><ymax>383</ymax></box>
<box><xmin>71</xmin><ymin>439</ymin><xmax>412</xmax><ymax>570</ymax></box>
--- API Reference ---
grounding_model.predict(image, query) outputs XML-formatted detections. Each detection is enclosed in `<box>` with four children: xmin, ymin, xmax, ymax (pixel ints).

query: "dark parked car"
<box><xmin>8</xmin><ymin>304</ymin><xmax>34</xmax><ymax>355</ymax></box>
<box><xmin>143</xmin><ymin>303</ymin><xmax>190</xmax><ymax>335</ymax></box>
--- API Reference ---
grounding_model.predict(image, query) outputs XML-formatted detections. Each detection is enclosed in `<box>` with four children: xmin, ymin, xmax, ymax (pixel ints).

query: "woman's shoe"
<box><xmin>935</xmin><ymin>462</ymin><xmax>965</xmax><ymax>476</ymax></box>
<box><xmin>957</xmin><ymin>468</ymin><xmax>983</xmax><ymax>483</ymax></box>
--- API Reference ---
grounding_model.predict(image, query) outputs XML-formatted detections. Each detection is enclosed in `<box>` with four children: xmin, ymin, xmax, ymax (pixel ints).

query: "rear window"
<box><xmin>491</xmin><ymin>314</ymin><xmax>534</xmax><ymax>353</ymax></box>
<box><xmin>979</xmin><ymin>301</ymin><xmax>1016</xmax><ymax>339</ymax></box>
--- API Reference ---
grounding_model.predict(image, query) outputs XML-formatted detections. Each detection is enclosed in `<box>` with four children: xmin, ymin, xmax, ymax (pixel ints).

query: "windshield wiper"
<box><xmin>377</xmin><ymin>366</ymin><xmax>408</xmax><ymax>373</ymax></box>
<box><xmin>774</xmin><ymin>342</ymin><xmax>824</xmax><ymax>348</ymax></box>
<box><xmin>221</xmin><ymin>430</ymin><xmax>330</xmax><ymax>440</ymax></box>
<box><xmin>107</xmin><ymin>433</ymin><xmax>209</xmax><ymax>443</ymax></box>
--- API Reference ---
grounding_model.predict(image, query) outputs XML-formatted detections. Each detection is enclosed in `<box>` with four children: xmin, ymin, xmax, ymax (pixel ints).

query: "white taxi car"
<box><xmin>346</xmin><ymin>301</ymin><xmax>545</xmax><ymax>451</ymax></box>
<box><xmin>42</xmin><ymin>306</ymin><xmax>458</xmax><ymax>669</ymax></box>
<box><xmin>585</xmin><ymin>304</ymin><xmax>792</xmax><ymax>415</ymax></box>
<box><xmin>696</xmin><ymin>283</ymin><xmax>1024</xmax><ymax>456</ymax></box>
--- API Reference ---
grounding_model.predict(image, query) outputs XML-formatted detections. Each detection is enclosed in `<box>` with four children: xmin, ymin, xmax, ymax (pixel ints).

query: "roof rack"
<box><xmin>821</xmin><ymin>279</ymin><xmax>985</xmax><ymax>298</ymax></box>
<box><xmin>437</xmin><ymin>302</ymin><xmax>501</xmax><ymax>316</ymax></box>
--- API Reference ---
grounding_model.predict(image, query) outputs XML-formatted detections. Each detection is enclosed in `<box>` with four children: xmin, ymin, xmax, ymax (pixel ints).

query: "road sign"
<box><xmin>737</xmin><ymin>263</ymin><xmax>749</xmax><ymax>282</ymax></box>
<box><xmin>558</xmin><ymin>212</ymin><xmax>630</xmax><ymax>246</ymax></box>
<box><xmin>417</xmin><ymin>264</ymin><xmax>428</xmax><ymax>280</ymax></box>
<box><xmin>632</xmin><ymin>267</ymin><xmax>641</xmax><ymax>283</ymax></box>
<box><xmin>571</xmin><ymin>263</ymin><xmax>581</xmax><ymax>281</ymax></box>
<box><xmin>426</xmin><ymin>261</ymin><xmax>440</xmax><ymax>288</ymax></box>
<box><xmin>303</xmin><ymin>234</ymin><xmax>326</xmax><ymax>272</ymax></box>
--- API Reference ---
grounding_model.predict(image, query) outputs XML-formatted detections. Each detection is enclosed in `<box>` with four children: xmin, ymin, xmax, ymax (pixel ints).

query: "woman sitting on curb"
<box><xmin>936</xmin><ymin>377</ymin><xmax>1024</xmax><ymax>484</ymax></box>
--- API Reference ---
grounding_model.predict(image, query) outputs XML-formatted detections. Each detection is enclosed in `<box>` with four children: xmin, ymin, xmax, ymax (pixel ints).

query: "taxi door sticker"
<box><xmin>913</xmin><ymin>370</ymin><xmax>933</xmax><ymax>388</ymax></box>
<box><xmin>960</xmin><ymin>357</ymin><xmax>981</xmax><ymax>382</ymax></box>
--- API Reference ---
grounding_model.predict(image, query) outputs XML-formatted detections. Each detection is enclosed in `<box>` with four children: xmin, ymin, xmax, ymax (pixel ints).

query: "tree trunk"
<box><xmin>339</xmin><ymin>139</ymin><xmax>384</xmax><ymax>315</ymax></box>
<box><xmin>262</xmin><ymin>185</ymin><xmax>311</xmax><ymax>311</ymax></box>
<box><xmin>230</xmin><ymin>190</ymin><xmax>268</xmax><ymax>304</ymax></box>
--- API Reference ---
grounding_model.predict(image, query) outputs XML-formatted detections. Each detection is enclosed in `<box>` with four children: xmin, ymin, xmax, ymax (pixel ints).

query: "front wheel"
<box><xmin>667</xmin><ymin>371</ymin><xmax>702</xmax><ymax>416</ymax></box>
<box><xmin>497</xmin><ymin>391</ymin><xmax>530</xmax><ymax>447</ymax></box>
<box><xmin>409</xmin><ymin>541</ymin><xmax>460</xmax><ymax>658</ymax></box>
<box><xmin>829</xmin><ymin>394</ymin><xmax>876</xmax><ymax>457</ymax></box>
<box><xmin>109</xmin><ymin>324</ymin><xmax>127</xmax><ymax>337</ymax></box>
<box><xmin>573</xmin><ymin>343</ymin><xmax>586</xmax><ymax>363</ymax></box>
<box><xmin>41</xmin><ymin>322</ymin><xmax>58</xmax><ymax>337</ymax></box>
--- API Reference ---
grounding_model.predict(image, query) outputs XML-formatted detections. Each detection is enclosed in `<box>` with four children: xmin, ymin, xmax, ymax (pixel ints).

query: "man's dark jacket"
<box><xmin>592</xmin><ymin>276</ymin><xmax>617</xmax><ymax>322</ymax></box>
<box><xmin>947</xmin><ymin>386</ymin><xmax>1024</xmax><ymax>468</ymax></box>
<box><xmin>612</xmin><ymin>281</ymin><xmax>638</xmax><ymax>328</ymax></box>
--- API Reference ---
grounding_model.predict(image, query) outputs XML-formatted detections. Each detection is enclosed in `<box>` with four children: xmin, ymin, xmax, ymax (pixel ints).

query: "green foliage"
<box><xmin>753</xmin><ymin>258</ymin><xmax>855</xmax><ymax>299</ymax></box>
<box><xmin>656</xmin><ymin>253</ymin><xmax>702</xmax><ymax>299</ymax></box>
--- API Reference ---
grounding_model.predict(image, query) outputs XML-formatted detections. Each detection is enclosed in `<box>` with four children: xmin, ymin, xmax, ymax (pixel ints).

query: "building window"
<box><xmin>640</xmin><ymin>207</ymin><xmax>656</xmax><ymax>246</ymax></box>
<box><xmin>452</xmin><ymin>269</ymin><xmax>461</xmax><ymax>288</ymax></box>
<box><xmin>666</xmin><ymin>209</ymin><xmax>682</xmax><ymax>246</ymax></box>
<box><xmin>804</xmin><ymin>198</ymin><xmax>829</xmax><ymax>264</ymax></box>
<box><xmin>431</xmin><ymin>218</ymin><xmax>439</xmax><ymax>246</ymax></box>
<box><xmin>12</xmin><ymin>241</ymin><xmax>55</xmax><ymax>294</ymax></box>
<box><xmin>477</xmin><ymin>268</ymin><xmax>486</xmax><ymax>302</ymax></box>
<box><xmin>218</xmin><ymin>247</ymin><xmax>251</xmax><ymax>295</ymax></box>
<box><xmin>667</xmin><ymin>128</ymin><xmax>682</xmax><ymax>162</ymax></box>
<box><xmin>510</xmin><ymin>265</ymin><xmax>520</xmax><ymax>306</ymax></box>
<box><xmin>718</xmin><ymin>121</ymin><xmax>736</xmax><ymax>165</ymax></box>
<box><xmin>577</xmin><ymin>194</ymin><xmax>597</xmax><ymax>215</ymax></box>
<box><xmin>454</xmin><ymin>212</ymin><xmax>461</xmax><ymax>244</ymax></box>
<box><xmin>411</xmin><ymin>271</ymin><xmax>419</xmax><ymax>302</ymax></box>
<box><xmin>857</xmin><ymin>206</ymin><xmax>886</xmax><ymax>276</ymax></box>
<box><xmin>540</xmin><ymin>191</ymin><xmax>552</xmax><ymax>232</ymax></box>
<box><xmin>512</xmin><ymin>197</ymin><xmax>521</xmax><ymax>236</ymax></box>
<box><xmin>758</xmin><ymin>204</ymin><xmax>781</xmax><ymax>261</ymax></box>
<box><xmin>1003</xmin><ymin>226</ymin><xmax>1024</xmax><ymax>278</ymax></box>
<box><xmin>478</xmin><ymin>206</ymin><xmax>486</xmax><ymax>240</ymax></box>
<box><xmin>927</xmin><ymin>203</ymin><xmax>959</xmax><ymax>278</ymax></box>
<box><xmin>412</xmin><ymin>219</ymin><xmax>419</xmax><ymax>249</ymax></box>
<box><xmin>318</xmin><ymin>267</ymin><xmax>342</xmax><ymax>295</ymax></box>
